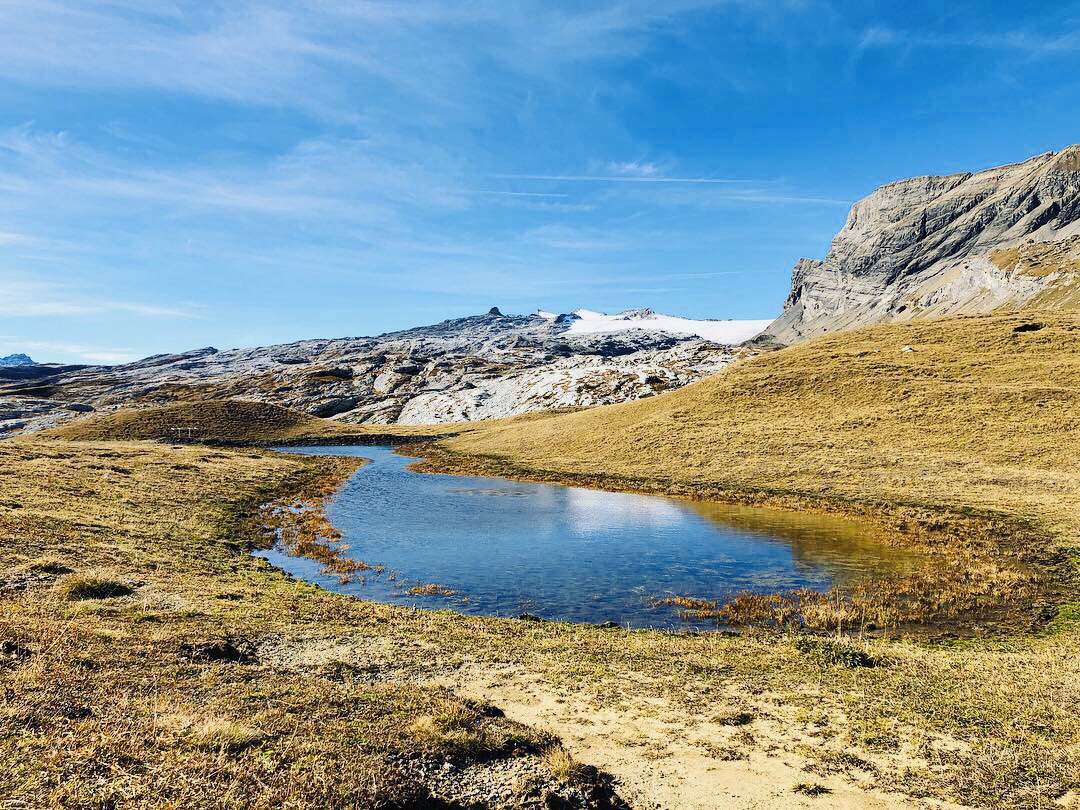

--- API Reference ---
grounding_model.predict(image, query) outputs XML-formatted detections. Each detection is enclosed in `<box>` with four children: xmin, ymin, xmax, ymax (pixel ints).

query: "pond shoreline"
<box><xmin>263</xmin><ymin>442</ymin><xmax>1071</xmax><ymax>637</ymax></box>
<box><xmin>266</xmin><ymin>445</ymin><xmax>938</xmax><ymax>630</ymax></box>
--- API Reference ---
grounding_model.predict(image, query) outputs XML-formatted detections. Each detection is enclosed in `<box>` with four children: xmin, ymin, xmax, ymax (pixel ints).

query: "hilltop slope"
<box><xmin>766</xmin><ymin>146</ymin><xmax>1080</xmax><ymax>343</ymax></box>
<box><xmin>43</xmin><ymin>399</ymin><xmax>450</xmax><ymax>444</ymax></box>
<box><xmin>440</xmin><ymin>312</ymin><xmax>1080</xmax><ymax>539</ymax></box>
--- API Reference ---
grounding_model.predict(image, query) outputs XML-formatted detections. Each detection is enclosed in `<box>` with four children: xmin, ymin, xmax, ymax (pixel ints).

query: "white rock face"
<box><xmin>394</xmin><ymin>341</ymin><xmax>734</xmax><ymax>424</ymax></box>
<box><xmin>0</xmin><ymin>308</ymin><xmax>753</xmax><ymax>432</ymax></box>
<box><xmin>766</xmin><ymin>145</ymin><xmax>1080</xmax><ymax>343</ymax></box>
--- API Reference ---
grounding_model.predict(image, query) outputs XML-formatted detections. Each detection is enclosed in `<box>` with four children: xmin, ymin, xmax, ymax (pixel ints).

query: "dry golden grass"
<box><xmin>0</xmin><ymin>438</ymin><xmax>1077</xmax><ymax>807</ymax></box>
<box><xmin>541</xmin><ymin>744</ymin><xmax>584</xmax><ymax>782</ymax></box>
<box><xmin>187</xmin><ymin>717</ymin><xmax>266</xmax><ymax>751</ymax></box>
<box><xmin>52</xmin><ymin>570</ymin><xmax>135</xmax><ymax>601</ymax></box>
<box><xmin>990</xmin><ymin>235</ymin><xmax>1080</xmax><ymax>278</ymax></box>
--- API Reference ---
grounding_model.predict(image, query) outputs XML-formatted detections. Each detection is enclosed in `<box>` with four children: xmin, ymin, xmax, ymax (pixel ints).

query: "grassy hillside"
<box><xmin>45</xmin><ymin>399</ymin><xmax>449</xmax><ymax>445</ymax></box>
<box><xmin>439</xmin><ymin>312</ymin><xmax>1080</xmax><ymax>543</ymax></box>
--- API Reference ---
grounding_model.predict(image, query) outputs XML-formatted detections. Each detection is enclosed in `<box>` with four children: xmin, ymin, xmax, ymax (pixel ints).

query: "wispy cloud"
<box><xmin>0</xmin><ymin>1</ymin><xmax>742</xmax><ymax>117</ymax></box>
<box><xmin>607</xmin><ymin>160</ymin><xmax>662</xmax><ymax>177</ymax></box>
<box><xmin>462</xmin><ymin>190</ymin><xmax>570</xmax><ymax>198</ymax></box>
<box><xmin>0</xmin><ymin>338</ymin><xmax>142</xmax><ymax>365</ymax></box>
<box><xmin>0</xmin><ymin>278</ymin><xmax>196</xmax><ymax>319</ymax></box>
<box><xmin>493</xmin><ymin>172</ymin><xmax>754</xmax><ymax>183</ymax></box>
<box><xmin>857</xmin><ymin>25</ymin><xmax>1080</xmax><ymax>54</ymax></box>
<box><xmin>525</xmin><ymin>225</ymin><xmax>626</xmax><ymax>251</ymax></box>
<box><xmin>0</xmin><ymin>124</ymin><xmax>463</xmax><ymax>223</ymax></box>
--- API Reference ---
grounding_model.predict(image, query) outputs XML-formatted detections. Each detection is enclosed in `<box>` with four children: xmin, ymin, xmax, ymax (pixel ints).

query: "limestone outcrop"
<box><xmin>766</xmin><ymin>146</ymin><xmax>1080</xmax><ymax>343</ymax></box>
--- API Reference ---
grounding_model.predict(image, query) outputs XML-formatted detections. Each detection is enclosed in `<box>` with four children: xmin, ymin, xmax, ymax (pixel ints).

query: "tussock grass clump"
<box><xmin>408</xmin><ymin>696</ymin><xmax>550</xmax><ymax>759</ymax></box>
<box><xmin>54</xmin><ymin>571</ymin><xmax>134</xmax><ymax>601</ymax></box>
<box><xmin>794</xmin><ymin>637</ymin><xmax>876</xmax><ymax>668</ymax></box>
<box><xmin>188</xmin><ymin>717</ymin><xmax>265</xmax><ymax>752</ymax></box>
<box><xmin>541</xmin><ymin>745</ymin><xmax>585</xmax><ymax>782</ymax></box>
<box><xmin>19</xmin><ymin>556</ymin><xmax>72</xmax><ymax>576</ymax></box>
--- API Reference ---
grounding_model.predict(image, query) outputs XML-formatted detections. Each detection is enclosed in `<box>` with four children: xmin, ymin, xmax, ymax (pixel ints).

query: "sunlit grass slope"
<box><xmin>46</xmin><ymin>399</ymin><xmax>447</xmax><ymax>444</ymax></box>
<box><xmin>441</xmin><ymin>312</ymin><xmax>1080</xmax><ymax>540</ymax></box>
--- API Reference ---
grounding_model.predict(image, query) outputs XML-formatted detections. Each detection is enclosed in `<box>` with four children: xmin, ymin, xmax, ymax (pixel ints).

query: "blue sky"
<box><xmin>1</xmin><ymin>1</ymin><xmax>1078</xmax><ymax>364</ymax></box>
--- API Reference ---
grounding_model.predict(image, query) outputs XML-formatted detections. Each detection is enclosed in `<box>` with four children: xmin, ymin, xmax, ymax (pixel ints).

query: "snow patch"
<box><xmin>565</xmin><ymin>309</ymin><xmax>772</xmax><ymax>344</ymax></box>
<box><xmin>0</xmin><ymin>353</ymin><xmax>35</xmax><ymax>366</ymax></box>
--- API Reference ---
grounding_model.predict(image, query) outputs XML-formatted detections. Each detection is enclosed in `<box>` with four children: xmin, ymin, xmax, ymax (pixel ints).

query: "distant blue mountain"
<box><xmin>0</xmin><ymin>353</ymin><xmax>35</xmax><ymax>366</ymax></box>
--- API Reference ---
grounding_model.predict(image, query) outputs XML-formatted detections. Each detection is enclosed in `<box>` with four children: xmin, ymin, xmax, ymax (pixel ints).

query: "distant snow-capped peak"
<box><xmin>0</xmin><ymin>353</ymin><xmax>35</xmax><ymax>366</ymax></box>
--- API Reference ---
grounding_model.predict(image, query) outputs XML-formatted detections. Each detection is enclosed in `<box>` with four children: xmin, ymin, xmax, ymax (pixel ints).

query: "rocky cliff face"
<box><xmin>0</xmin><ymin>310</ymin><xmax>755</xmax><ymax>434</ymax></box>
<box><xmin>766</xmin><ymin>146</ymin><xmax>1080</xmax><ymax>344</ymax></box>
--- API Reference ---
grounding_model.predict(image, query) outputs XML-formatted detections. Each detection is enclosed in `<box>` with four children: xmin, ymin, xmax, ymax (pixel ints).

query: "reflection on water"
<box><xmin>685</xmin><ymin>502</ymin><xmax>921</xmax><ymax>589</ymax></box>
<box><xmin>258</xmin><ymin>446</ymin><xmax>927</xmax><ymax>629</ymax></box>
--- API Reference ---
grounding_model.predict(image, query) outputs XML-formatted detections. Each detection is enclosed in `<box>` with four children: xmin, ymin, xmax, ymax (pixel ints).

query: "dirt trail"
<box><xmin>440</xmin><ymin>663</ymin><xmax>967</xmax><ymax>810</ymax></box>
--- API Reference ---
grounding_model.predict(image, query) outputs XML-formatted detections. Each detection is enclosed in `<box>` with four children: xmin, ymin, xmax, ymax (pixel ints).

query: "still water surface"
<box><xmin>259</xmin><ymin>446</ymin><xmax>924</xmax><ymax>628</ymax></box>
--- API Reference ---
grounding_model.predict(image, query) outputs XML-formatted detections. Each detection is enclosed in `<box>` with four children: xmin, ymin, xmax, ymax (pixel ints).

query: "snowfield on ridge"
<box><xmin>566</xmin><ymin>309</ymin><xmax>773</xmax><ymax>344</ymax></box>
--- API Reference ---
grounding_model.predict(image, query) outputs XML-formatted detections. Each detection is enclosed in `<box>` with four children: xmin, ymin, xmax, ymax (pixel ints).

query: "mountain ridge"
<box><xmin>0</xmin><ymin>308</ymin><xmax>764</xmax><ymax>434</ymax></box>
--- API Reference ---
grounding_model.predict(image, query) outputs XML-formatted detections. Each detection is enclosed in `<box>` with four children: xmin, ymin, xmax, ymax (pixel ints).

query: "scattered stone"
<box><xmin>0</xmin><ymin>640</ymin><xmax>32</xmax><ymax>668</ymax></box>
<box><xmin>716</xmin><ymin>711</ymin><xmax>755</xmax><ymax>727</ymax></box>
<box><xmin>56</xmin><ymin>704</ymin><xmax>94</xmax><ymax>721</ymax></box>
<box><xmin>180</xmin><ymin>638</ymin><xmax>256</xmax><ymax>664</ymax></box>
<box><xmin>393</xmin><ymin>752</ymin><xmax>630</xmax><ymax>809</ymax></box>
